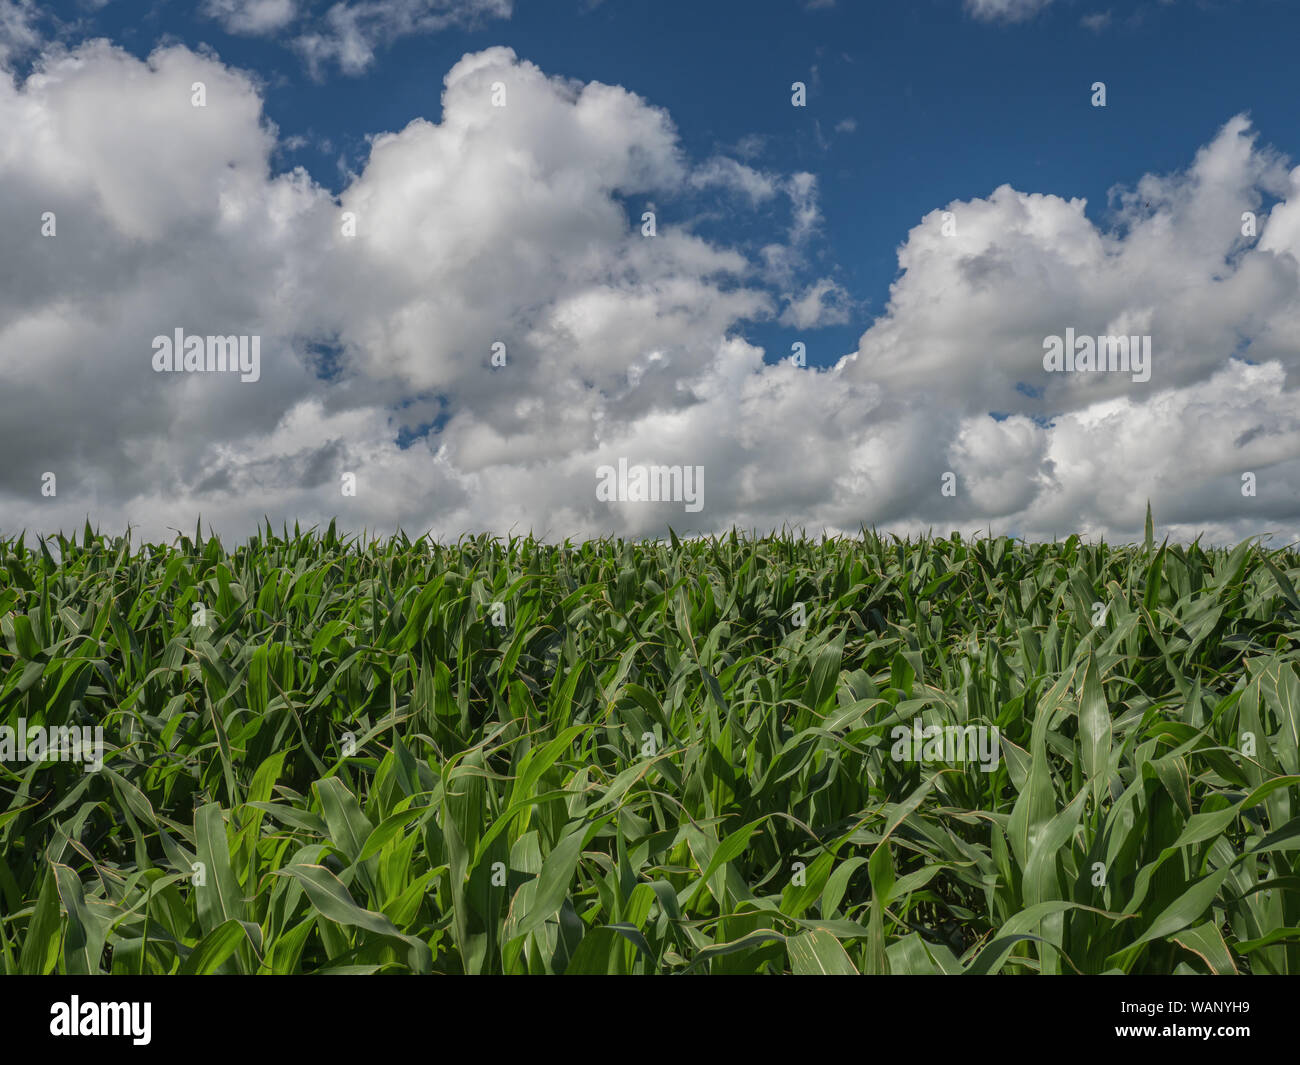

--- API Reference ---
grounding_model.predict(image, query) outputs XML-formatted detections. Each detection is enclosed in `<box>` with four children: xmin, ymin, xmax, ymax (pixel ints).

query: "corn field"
<box><xmin>1</xmin><ymin>521</ymin><xmax>1298</xmax><ymax>974</ymax></box>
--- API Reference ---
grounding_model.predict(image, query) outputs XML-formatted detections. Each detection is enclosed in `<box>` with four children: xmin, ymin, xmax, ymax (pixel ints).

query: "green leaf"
<box><xmin>194</xmin><ymin>802</ymin><xmax>245</xmax><ymax>935</ymax></box>
<box><xmin>787</xmin><ymin>930</ymin><xmax>859</xmax><ymax>975</ymax></box>
<box><xmin>273</xmin><ymin>864</ymin><xmax>432</xmax><ymax>972</ymax></box>
<box><xmin>180</xmin><ymin>919</ymin><xmax>264</xmax><ymax>975</ymax></box>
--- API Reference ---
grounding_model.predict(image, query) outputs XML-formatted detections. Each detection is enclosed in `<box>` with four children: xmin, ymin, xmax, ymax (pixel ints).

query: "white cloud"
<box><xmin>204</xmin><ymin>0</ymin><xmax>299</xmax><ymax>36</ymax></box>
<box><xmin>294</xmin><ymin>0</ymin><xmax>512</xmax><ymax>76</ymax></box>
<box><xmin>688</xmin><ymin>157</ymin><xmax>780</xmax><ymax>205</ymax></box>
<box><xmin>965</xmin><ymin>0</ymin><xmax>1053</xmax><ymax>22</ymax></box>
<box><xmin>779</xmin><ymin>278</ymin><xmax>852</xmax><ymax>328</ymax></box>
<box><xmin>202</xmin><ymin>1</ymin><xmax>514</xmax><ymax>74</ymax></box>
<box><xmin>0</xmin><ymin>43</ymin><xmax>1297</xmax><ymax>546</ymax></box>
<box><xmin>0</xmin><ymin>0</ymin><xmax>41</xmax><ymax>66</ymax></box>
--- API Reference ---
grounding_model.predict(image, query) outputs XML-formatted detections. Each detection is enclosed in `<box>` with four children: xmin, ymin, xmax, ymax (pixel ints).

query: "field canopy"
<box><xmin>1</xmin><ymin>525</ymin><xmax>1297</xmax><ymax>974</ymax></box>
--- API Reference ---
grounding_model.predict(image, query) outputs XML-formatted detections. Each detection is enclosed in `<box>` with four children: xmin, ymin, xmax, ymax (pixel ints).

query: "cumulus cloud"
<box><xmin>834</xmin><ymin>112</ymin><xmax>1300</xmax><ymax>541</ymax></box>
<box><xmin>0</xmin><ymin>41</ymin><xmax>1297</xmax><ymax>546</ymax></box>
<box><xmin>0</xmin><ymin>43</ymin><xmax>786</xmax><ymax>539</ymax></box>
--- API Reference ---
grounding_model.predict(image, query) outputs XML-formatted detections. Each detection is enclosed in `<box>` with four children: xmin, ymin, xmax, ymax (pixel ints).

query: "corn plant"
<box><xmin>1</xmin><ymin>521</ymin><xmax>1297</xmax><ymax>973</ymax></box>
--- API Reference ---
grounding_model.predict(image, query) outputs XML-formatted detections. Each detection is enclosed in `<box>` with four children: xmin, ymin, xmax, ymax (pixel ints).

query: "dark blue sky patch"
<box><xmin>393</xmin><ymin>393</ymin><xmax>451</xmax><ymax>449</ymax></box>
<box><xmin>301</xmin><ymin>336</ymin><xmax>349</xmax><ymax>381</ymax></box>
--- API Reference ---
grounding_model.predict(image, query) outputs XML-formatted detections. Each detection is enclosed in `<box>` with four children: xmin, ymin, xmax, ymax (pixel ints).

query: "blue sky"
<box><xmin>50</xmin><ymin>0</ymin><xmax>1299</xmax><ymax>367</ymax></box>
<box><xmin>3</xmin><ymin>0</ymin><xmax>1299</xmax><ymax>543</ymax></box>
